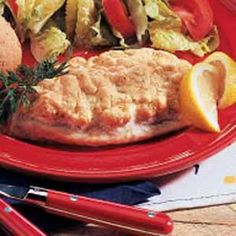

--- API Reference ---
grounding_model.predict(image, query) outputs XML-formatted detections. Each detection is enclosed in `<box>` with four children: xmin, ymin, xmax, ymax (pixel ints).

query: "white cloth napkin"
<box><xmin>139</xmin><ymin>141</ymin><xmax>236</xmax><ymax>211</ymax></box>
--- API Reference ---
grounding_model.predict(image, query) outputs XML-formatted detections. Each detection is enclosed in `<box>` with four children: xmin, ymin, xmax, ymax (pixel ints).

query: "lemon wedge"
<box><xmin>180</xmin><ymin>62</ymin><xmax>220</xmax><ymax>132</ymax></box>
<box><xmin>204</xmin><ymin>51</ymin><xmax>236</xmax><ymax>109</ymax></box>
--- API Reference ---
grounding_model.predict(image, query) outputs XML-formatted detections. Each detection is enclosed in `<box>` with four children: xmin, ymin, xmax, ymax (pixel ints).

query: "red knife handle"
<box><xmin>0</xmin><ymin>199</ymin><xmax>46</xmax><ymax>236</ymax></box>
<box><xmin>46</xmin><ymin>190</ymin><xmax>173</xmax><ymax>235</ymax></box>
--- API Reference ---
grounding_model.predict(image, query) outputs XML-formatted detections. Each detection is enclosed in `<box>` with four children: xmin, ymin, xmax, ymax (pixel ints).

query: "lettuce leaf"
<box><xmin>149</xmin><ymin>23</ymin><xmax>220</xmax><ymax>57</ymax></box>
<box><xmin>90</xmin><ymin>12</ymin><xmax>118</xmax><ymax>47</ymax></box>
<box><xmin>51</xmin><ymin>6</ymin><xmax>66</xmax><ymax>32</ymax></box>
<box><xmin>65</xmin><ymin>0</ymin><xmax>78</xmax><ymax>40</ymax></box>
<box><xmin>143</xmin><ymin>0</ymin><xmax>182</xmax><ymax>30</ymax></box>
<box><xmin>66</xmin><ymin>0</ymin><xmax>116</xmax><ymax>47</ymax></box>
<box><xmin>17</xmin><ymin>0</ymin><xmax>35</xmax><ymax>25</ymax></box>
<box><xmin>30</xmin><ymin>25</ymin><xmax>70</xmax><ymax>61</ymax></box>
<box><xmin>0</xmin><ymin>0</ymin><xmax>5</xmax><ymax>15</ymax></box>
<box><xmin>146</xmin><ymin>0</ymin><xmax>220</xmax><ymax>56</ymax></box>
<box><xmin>112</xmin><ymin>29</ymin><xmax>130</xmax><ymax>49</ymax></box>
<box><xmin>74</xmin><ymin>0</ymin><xmax>96</xmax><ymax>47</ymax></box>
<box><xmin>17</xmin><ymin>0</ymin><xmax>65</xmax><ymax>34</ymax></box>
<box><xmin>126</xmin><ymin>0</ymin><xmax>148</xmax><ymax>43</ymax></box>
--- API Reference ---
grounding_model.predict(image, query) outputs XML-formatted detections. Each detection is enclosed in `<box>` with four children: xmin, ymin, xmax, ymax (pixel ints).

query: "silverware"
<box><xmin>0</xmin><ymin>184</ymin><xmax>173</xmax><ymax>236</ymax></box>
<box><xmin>0</xmin><ymin>198</ymin><xmax>46</xmax><ymax>236</ymax></box>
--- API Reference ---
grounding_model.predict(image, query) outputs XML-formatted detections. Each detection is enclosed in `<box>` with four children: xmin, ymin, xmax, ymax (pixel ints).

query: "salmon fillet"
<box><xmin>7</xmin><ymin>48</ymin><xmax>192</xmax><ymax>146</ymax></box>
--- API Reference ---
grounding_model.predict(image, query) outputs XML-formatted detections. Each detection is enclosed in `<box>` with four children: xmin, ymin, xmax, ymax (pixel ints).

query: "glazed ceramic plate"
<box><xmin>0</xmin><ymin>0</ymin><xmax>235</xmax><ymax>183</ymax></box>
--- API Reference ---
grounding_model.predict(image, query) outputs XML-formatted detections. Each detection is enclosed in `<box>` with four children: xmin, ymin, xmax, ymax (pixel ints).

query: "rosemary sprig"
<box><xmin>0</xmin><ymin>60</ymin><xmax>69</xmax><ymax>123</ymax></box>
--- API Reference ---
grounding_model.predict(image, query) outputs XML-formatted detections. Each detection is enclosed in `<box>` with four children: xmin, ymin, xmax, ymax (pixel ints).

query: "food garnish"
<box><xmin>144</xmin><ymin>0</ymin><xmax>182</xmax><ymax>30</ymax></box>
<box><xmin>0</xmin><ymin>60</ymin><xmax>68</xmax><ymax>123</ymax></box>
<box><xmin>16</xmin><ymin>0</ymin><xmax>66</xmax><ymax>35</ymax></box>
<box><xmin>4</xmin><ymin>0</ymin><xmax>220</xmax><ymax>61</ymax></box>
<box><xmin>102</xmin><ymin>0</ymin><xmax>136</xmax><ymax>38</ymax></box>
<box><xmin>171</xmin><ymin>0</ymin><xmax>214</xmax><ymax>41</ymax></box>
<box><xmin>74</xmin><ymin>0</ymin><xmax>96</xmax><ymax>47</ymax></box>
<box><xmin>204</xmin><ymin>51</ymin><xmax>236</xmax><ymax>109</ymax></box>
<box><xmin>126</xmin><ymin>0</ymin><xmax>148</xmax><ymax>43</ymax></box>
<box><xmin>30</xmin><ymin>25</ymin><xmax>71</xmax><ymax>62</ymax></box>
<box><xmin>65</xmin><ymin>0</ymin><xmax>78</xmax><ymax>40</ymax></box>
<box><xmin>149</xmin><ymin>25</ymin><xmax>219</xmax><ymax>57</ymax></box>
<box><xmin>0</xmin><ymin>0</ymin><xmax>5</xmax><ymax>15</ymax></box>
<box><xmin>180</xmin><ymin>63</ymin><xmax>220</xmax><ymax>132</ymax></box>
<box><xmin>180</xmin><ymin>52</ymin><xmax>236</xmax><ymax>132</ymax></box>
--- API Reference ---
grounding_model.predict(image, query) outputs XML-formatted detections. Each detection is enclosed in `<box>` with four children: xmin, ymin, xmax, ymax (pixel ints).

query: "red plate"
<box><xmin>0</xmin><ymin>0</ymin><xmax>235</xmax><ymax>183</ymax></box>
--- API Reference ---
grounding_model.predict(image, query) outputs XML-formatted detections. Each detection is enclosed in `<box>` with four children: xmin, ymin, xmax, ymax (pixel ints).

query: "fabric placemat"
<box><xmin>139</xmin><ymin>142</ymin><xmax>236</xmax><ymax>211</ymax></box>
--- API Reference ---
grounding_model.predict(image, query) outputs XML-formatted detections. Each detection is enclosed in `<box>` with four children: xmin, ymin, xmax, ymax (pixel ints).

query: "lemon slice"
<box><xmin>204</xmin><ymin>51</ymin><xmax>236</xmax><ymax>109</ymax></box>
<box><xmin>180</xmin><ymin>63</ymin><xmax>220</xmax><ymax>132</ymax></box>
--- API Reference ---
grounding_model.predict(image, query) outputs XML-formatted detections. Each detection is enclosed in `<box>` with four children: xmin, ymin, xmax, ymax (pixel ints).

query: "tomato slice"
<box><xmin>102</xmin><ymin>0</ymin><xmax>136</xmax><ymax>38</ymax></box>
<box><xmin>6</xmin><ymin>0</ymin><xmax>18</xmax><ymax>16</ymax></box>
<box><xmin>170</xmin><ymin>0</ymin><xmax>214</xmax><ymax>41</ymax></box>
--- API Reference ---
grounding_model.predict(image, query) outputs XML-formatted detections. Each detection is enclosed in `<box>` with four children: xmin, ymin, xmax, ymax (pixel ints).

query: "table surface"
<box><xmin>52</xmin><ymin>203</ymin><xmax>236</xmax><ymax>236</ymax></box>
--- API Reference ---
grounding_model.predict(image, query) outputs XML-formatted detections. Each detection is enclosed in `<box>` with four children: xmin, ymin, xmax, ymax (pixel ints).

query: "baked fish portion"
<box><xmin>7</xmin><ymin>48</ymin><xmax>192</xmax><ymax>146</ymax></box>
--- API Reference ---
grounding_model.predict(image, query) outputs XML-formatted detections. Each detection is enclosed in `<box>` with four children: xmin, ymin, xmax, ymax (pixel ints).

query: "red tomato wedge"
<box><xmin>6</xmin><ymin>0</ymin><xmax>18</xmax><ymax>16</ymax></box>
<box><xmin>102</xmin><ymin>0</ymin><xmax>136</xmax><ymax>38</ymax></box>
<box><xmin>170</xmin><ymin>0</ymin><xmax>214</xmax><ymax>41</ymax></box>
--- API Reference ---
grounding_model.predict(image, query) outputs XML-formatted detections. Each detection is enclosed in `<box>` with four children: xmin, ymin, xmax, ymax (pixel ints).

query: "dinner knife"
<box><xmin>0</xmin><ymin>198</ymin><xmax>46</xmax><ymax>236</ymax></box>
<box><xmin>0</xmin><ymin>184</ymin><xmax>173</xmax><ymax>236</ymax></box>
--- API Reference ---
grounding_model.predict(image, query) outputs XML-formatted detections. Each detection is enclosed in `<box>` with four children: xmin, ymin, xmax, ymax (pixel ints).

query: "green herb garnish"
<box><xmin>0</xmin><ymin>60</ymin><xmax>69</xmax><ymax>123</ymax></box>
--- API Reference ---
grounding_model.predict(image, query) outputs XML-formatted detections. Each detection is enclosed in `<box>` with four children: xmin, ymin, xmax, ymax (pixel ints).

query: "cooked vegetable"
<box><xmin>102</xmin><ymin>0</ymin><xmax>136</xmax><ymax>38</ymax></box>
<box><xmin>149</xmin><ymin>24</ymin><xmax>220</xmax><ymax>57</ymax></box>
<box><xmin>126</xmin><ymin>0</ymin><xmax>148</xmax><ymax>43</ymax></box>
<box><xmin>17</xmin><ymin>0</ymin><xmax>66</xmax><ymax>34</ymax></box>
<box><xmin>171</xmin><ymin>0</ymin><xmax>214</xmax><ymax>41</ymax></box>
<box><xmin>74</xmin><ymin>0</ymin><xmax>96</xmax><ymax>47</ymax></box>
<box><xmin>30</xmin><ymin>25</ymin><xmax>71</xmax><ymax>62</ymax></box>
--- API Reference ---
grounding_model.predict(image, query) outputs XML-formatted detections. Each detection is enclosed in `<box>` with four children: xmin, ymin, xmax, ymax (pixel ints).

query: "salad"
<box><xmin>2</xmin><ymin>0</ymin><xmax>220</xmax><ymax>62</ymax></box>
